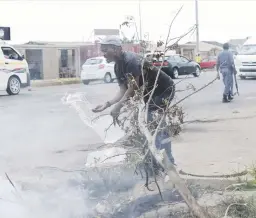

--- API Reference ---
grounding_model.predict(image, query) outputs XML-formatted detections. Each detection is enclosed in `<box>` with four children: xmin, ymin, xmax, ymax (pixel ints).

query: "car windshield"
<box><xmin>238</xmin><ymin>45</ymin><xmax>256</xmax><ymax>55</ymax></box>
<box><xmin>158</xmin><ymin>56</ymin><xmax>169</xmax><ymax>61</ymax></box>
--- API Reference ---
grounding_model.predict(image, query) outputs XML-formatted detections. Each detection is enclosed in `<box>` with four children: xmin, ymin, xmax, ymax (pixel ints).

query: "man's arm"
<box><xmin>216</xmin><ymin>54</ymin><xmax>221</xmax><ymax>78</ymax></box>
<box><xmin>216</xmin><ymin>54</ymin><xmax>220</xmax><ymax>71</ymax></box>
<box><xmin>228</xmin><ymin>52</ymin><xmax>236</xmax><ymax>73</ymax></box>
<box><xmin>109</xmin><ymin>58</ymin><xmax>141</xmax><ymax>107</ymax></box>
<box><xmin>118</xmin><ymin>75</ymin><xmax>140</xmax><ymax>105</ymax></box>
<box><xmin>108</xmin><ymin>84</ymin><xmax>127</xmax><ymax>106</ymax></box>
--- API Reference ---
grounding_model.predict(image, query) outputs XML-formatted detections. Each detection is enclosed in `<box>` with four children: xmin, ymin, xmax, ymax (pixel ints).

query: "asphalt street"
<box><xmin>1</xmin><ymin>71</ymin><xmax>256</xmax><ymax>217</ymax></box>
<box><xmin>1</xmin><ymin>71</ymin><xmax>256</xmax><ymax>174</ymax></box>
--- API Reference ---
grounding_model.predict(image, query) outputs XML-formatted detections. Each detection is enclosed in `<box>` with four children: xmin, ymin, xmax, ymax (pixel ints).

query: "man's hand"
<box><xmin>110</xmin><ymin>103</ymin><xmax>122</xmax><ymax>125</ymax></box>
<box><xmin>92</xmin><ymin>102</ymin><xmax>110</xmax><ymax>113</ymax></box>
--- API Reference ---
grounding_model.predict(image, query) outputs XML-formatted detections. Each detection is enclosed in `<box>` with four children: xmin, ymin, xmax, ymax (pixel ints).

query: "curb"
<box><xmin>31</xmin><ymin>79</ymin><xmax>82</xmax><ymax>87</ymax></box>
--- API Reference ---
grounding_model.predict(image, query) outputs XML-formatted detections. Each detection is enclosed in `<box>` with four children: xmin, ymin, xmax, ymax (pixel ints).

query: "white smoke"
<box><xmin>0</xmin><ymin>176</ymin><xmax>89</xmax><ymax>218</ymax></box>
<box><xmin>61</xmin><ymin>91</ymin><xmax>125</xmax><ymax>144</ymax></box>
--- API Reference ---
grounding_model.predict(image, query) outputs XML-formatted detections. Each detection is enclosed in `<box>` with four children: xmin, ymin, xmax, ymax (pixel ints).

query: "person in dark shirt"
<box><xmin>92</xmin><ymin>36</ymin><xmax>176</xmax><ymax>164</ymax></box>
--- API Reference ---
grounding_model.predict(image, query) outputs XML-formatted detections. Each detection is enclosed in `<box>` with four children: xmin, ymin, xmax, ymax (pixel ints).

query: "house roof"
<box><xmin>12</xmin><ymin>41</ymin><xmax>96</xmax><ymax>49</ymax></box>
<box><xmin>228</xmin><ymin>38</ymin><xmax>248</xmax><ymax>46</ymax></box>
<box><xmin>183</xmin><ymin>41</ymin><xmax>222</xmax><ymax>51</ymax></box>
<box><xmin>202</xmin><ymin>41</ymin><xmax>223</xmax><ymax>47</ymax></box>
<box><xmin>25</xmin><ymin>41</ymin><xmax>94</xmax><ymax>46</ymax></box>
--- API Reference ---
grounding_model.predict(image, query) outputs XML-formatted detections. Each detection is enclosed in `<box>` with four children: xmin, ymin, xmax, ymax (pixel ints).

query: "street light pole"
<box><xmin>138</xmin><ymin>0</ymin><xmax>142</xmax><ymax>41</ymax></box>
<box><xmin>195</xmin><ymin>0</ymin><xmax>199</xmax><ymax>55</ymax></box>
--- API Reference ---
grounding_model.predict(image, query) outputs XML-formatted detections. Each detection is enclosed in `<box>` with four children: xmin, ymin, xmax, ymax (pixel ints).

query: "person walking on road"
<box><xmin>91</xmin><ymin>36</ymin><xmax>176</xmax><ymax>164</ymax></box>
<box><xmin>216</xmin><ymin>43</ymin><xmax>237</xmax><ymax>103</ymax></box>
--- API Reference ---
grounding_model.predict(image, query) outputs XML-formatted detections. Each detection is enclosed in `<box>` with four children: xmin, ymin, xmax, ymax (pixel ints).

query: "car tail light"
<box><xmin>153</xmin><ymin>61</ymin><xmax>168</xmax><ymax>66</ymax></box>
<box><xmin>98</xmin><ymin>64</ymin><xmax>105</xmax><ymax>69</ymax></box>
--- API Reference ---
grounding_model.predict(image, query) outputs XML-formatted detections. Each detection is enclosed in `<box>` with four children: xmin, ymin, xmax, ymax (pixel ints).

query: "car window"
<box><xmin>202</xmin><ymin>59</ymin><xmax>209</xmax><ymax>62</ymax></box>
<box><xmin>180</xmin><ymin>56</ymin><xmax>189</xmax><ymax>63</ymax></box>
<box><xmin>158</xmin><ymin>56</ymin><xmax>169</xmax><ymax>61</ymax></box>
<box><xmin>1</xmin><ymin>47</ymin><xmax>20</xmax><ymax>60</ymax></box>
<box><xmin>84</xmin><ymin>58</ymin><xmax>103</xmax><ymax>65</ymax></box>
<box><xmin>168</xmin><ymin>56</ymin><xmax>175</xmax><ymax>61</ymax></box>
<box><xmin>173</xmin><ymin>55</ymin><xmax>182</xmax><ymax>62</ymax></box>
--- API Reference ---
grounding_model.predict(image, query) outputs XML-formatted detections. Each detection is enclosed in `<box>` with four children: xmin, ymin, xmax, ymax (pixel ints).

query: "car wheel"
<box><xmin>172</xmin><ymin>68</ymin><xmax>179</xmax><ymax>79</ymax></box>
<box><xmin>104</xmin><ymin>73</ymin><xmax>112</xmax><ymax>83</ymax></box>
<box><xmin>6</xmin><ymin>76</ymin><xmax>21</xmax><ymax>95</ymax></box>
<box><xmin>240</xmin><ymin>75</ymin><xmax>246</xmax><ymax>80</ymax></box>
<box><xmin>82</xmin><ymin>80</ymin><xmax>90</xmax><ymax>85</ymax></box>
<box><xmin>193</xmin><ymin>66</ymin><xmax>201</xmax><ymax>77</ymax></box>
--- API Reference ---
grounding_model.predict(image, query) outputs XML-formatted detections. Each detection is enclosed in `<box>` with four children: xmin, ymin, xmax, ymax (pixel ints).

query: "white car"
<box><xmin>0</xmin><ymin>41</ymin><xmax>30</xmax><ymax>95</ymax></box>
<box><xmin>80</xmin><ymin>57</ymin><xmax>115</xmax><ymax>85</ymax></box>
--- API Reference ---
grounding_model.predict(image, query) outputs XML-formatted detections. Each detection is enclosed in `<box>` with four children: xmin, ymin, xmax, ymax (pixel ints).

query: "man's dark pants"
<box><xmin>147</xmin><ymin>90</ymin><xmax>175</xmax><ymax>164</ymax></box>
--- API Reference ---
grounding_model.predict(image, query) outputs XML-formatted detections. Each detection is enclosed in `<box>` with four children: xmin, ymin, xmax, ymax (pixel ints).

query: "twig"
<box><xmin>166</xmin><ymin>24</ymin><xmax>197</xmax><ymax>47</ymax></box>
<box><xmin>171</xmin><ymin>77</ymin><xmax>218</xmax><ymax>108</ymax></box>
<box><xmin>36</xmin><ymin>166</ymin><xmax>87</xmax><ymax>173</ymax></box>
<box><xmin>171</xmin><ymin>61</ymin><xmax>228</xmax><ymax>108</ymax></box>
<box><xmin>145</xmin><ymin>5</ymin><xmax>184</xmax><ymax>123</ymax></box>
<box><xmin>91</xmin><ymin>113</ymin><xmax>110</xmax><ymax>122</ymax></box>
<box><xmin>5</xmin><ymin>172</ymin><xmax>23</xmax><ymax>200</ymax></box>
<box><xmin>5</xmin><ymin>173</ymin><xmax>16</xmax><ymax>191</ymax></box>
<box><xmin>224</xmin><ymin>183</ymin><xmax>247</xmax><ymax>192</ymax></box>
<box><xmin>100</xmin><ymin>151</ymin><xmax>142</xmax><ymax>164</ymax></box>
<box><xmin>174</xmin><ymin>72</ymin><xmax>194</xmax><ymax>86</ymax></box>
<box><xmin>224</xmin><ymin>203</ymin><xmax>247</xmax><ymax>218</ymax></box>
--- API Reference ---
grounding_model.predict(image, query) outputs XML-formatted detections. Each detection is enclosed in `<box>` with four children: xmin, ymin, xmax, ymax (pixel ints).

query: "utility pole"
<box><xmin>138</xmin><ymin>0</ymin><xmax>142</xmax><ymax>41</ymax></box>
<box><xmin>195</xmin><ymin>0</ymin><xmax>199</xmax><ymax>55</ymax></box>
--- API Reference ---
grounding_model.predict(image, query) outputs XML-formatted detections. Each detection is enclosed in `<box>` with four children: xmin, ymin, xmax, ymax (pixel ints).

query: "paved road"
<box><xmin>1</xmin><ymin>71</ymin><xmax>256</xmax><ymax>173</ymax></box>
<box><xmin>1</xmin><ymin>71</ymin><xmax>256</xmax><ymax>217</ymax></box>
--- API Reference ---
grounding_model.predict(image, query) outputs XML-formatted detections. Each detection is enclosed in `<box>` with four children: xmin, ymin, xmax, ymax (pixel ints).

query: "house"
<box><xmin>13</xmin><ymin>41</ymin><xmax>140</xmax><ymax>80</ymax></box>
<box><xmin>178</xmin><ymin>41</ymin><xmax>223</xmax><ymax>60</ymax></box>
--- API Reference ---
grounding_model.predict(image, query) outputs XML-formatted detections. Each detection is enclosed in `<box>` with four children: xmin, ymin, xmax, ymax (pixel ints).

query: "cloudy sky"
<box><xmin>0</xmin><ymin>0</ymin><xmax>255</xmax><ymax>44</ymax></box>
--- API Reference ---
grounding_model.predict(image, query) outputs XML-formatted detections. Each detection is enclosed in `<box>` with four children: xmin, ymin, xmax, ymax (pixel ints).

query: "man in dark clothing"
<box><xmin>92</xmin><ymin>36</ymin><xmax>176</xmax><ymax>164</ymax></box>
<box><xmin>217</xmin><ymin>43</ymin><xmax>237</xmax><ymax>103</ymax></box>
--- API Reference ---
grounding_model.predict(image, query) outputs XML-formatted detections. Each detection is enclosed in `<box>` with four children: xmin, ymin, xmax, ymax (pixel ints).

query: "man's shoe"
<box><xmin>228</xmin><ymin>94</ymin><xmax>234</xmax><ymax>100</ymax></box>
<box><xmin>222</xmin><ymin>95</ymin><xmax>230</xmax><ymax>103</ymax></box>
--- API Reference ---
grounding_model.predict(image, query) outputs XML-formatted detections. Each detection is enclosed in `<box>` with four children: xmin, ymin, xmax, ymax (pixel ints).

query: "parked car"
<box><xmin>199</xmin><ymin>57</ymin><xmax>217</xmax><ymax>69</ymax></box>
<box><xmin>153</xmin><ymin>55</ymin><xmax>201</xmax><ymax>79</ymax></box>
<box><xmin>80</xmin><ymin>57</ymin><xmax>115</xmax><ymax>85</ymax></box>
<box><xmin>0</xmin><ymin>40</ymin><xmax>30</xmax><ymax>95</ymax></box>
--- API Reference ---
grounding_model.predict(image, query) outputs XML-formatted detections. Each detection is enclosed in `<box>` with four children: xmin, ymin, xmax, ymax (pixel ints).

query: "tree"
<box><xmin>113</xmin><ymin>6</ymin><xmax>215</xmax><ymax>218</ymax></box>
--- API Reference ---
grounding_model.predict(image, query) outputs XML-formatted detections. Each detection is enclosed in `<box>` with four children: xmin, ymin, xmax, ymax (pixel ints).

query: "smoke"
<box><xmin>0</xmin><ymin>176</ymin><xmax>90</xmax><ymax>218</ymax></box>
<box><xmin>61</xmin><ymin>91</ymin><xmax>125</xmax><ymax>144</ymax></box>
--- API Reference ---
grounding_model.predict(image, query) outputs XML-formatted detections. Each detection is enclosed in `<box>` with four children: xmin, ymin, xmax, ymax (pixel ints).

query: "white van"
<box><xmin>0</xmin><ymin>40</ymin><xmax>30</xmax><ymax>95</ymax></box>
<box><xmin>234</xmin><ymin>37</ymin><xmax>256</xmax><ymax>79</ymax></box>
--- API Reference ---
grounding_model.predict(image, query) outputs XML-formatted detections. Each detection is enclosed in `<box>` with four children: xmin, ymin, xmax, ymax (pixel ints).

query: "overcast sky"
<box><xmin>0</xmin><ymin>0</ymin><xmax>255</xmax><ymax>44</ymax></box>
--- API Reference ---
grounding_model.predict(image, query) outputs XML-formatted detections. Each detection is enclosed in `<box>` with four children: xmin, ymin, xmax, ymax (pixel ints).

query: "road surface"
<box><xmin>1</xmin><ymin>71</ymin><xmax>256</xmax><ymax>217</ymax></box>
